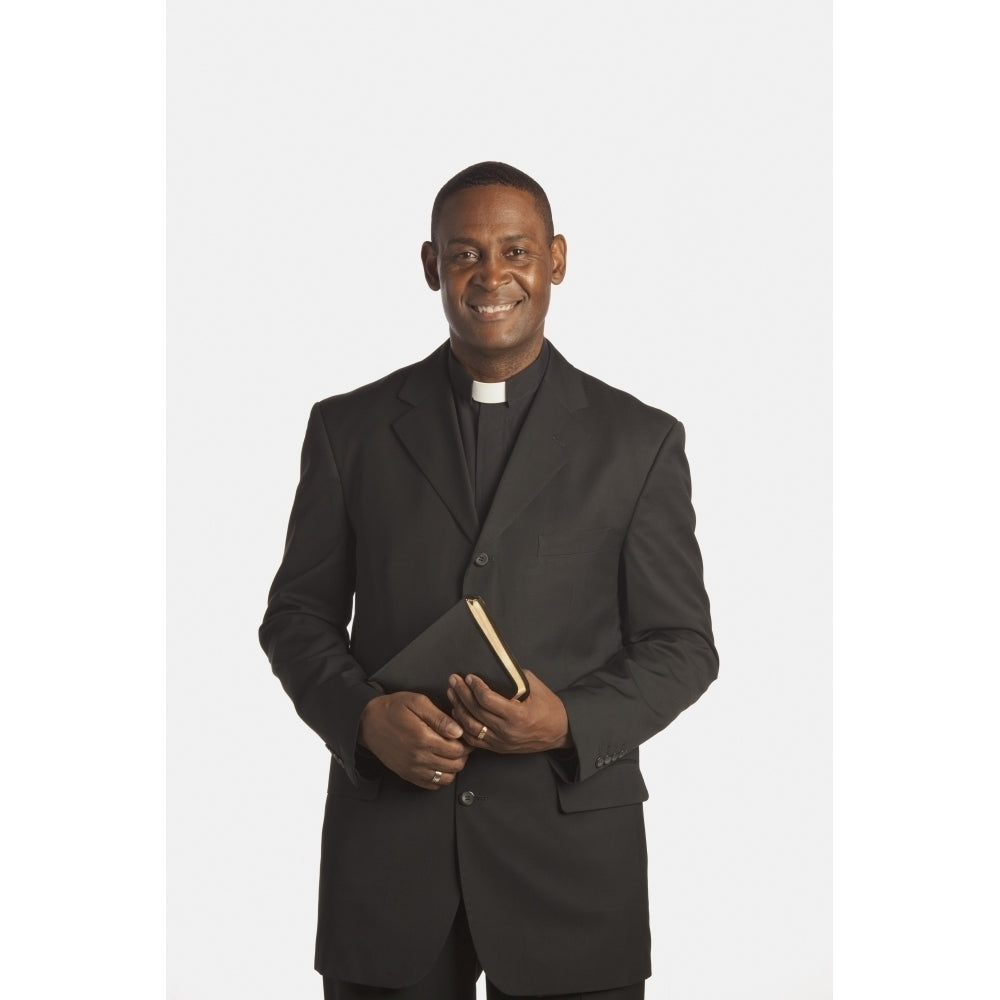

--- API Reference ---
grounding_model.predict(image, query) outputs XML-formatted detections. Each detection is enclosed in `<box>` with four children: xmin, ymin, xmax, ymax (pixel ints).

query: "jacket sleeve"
<box><xmin>558</xmin><ymin>420</ymin><xmax>719</xmax><ymax>781</ymax></box>
<box><xmin>258</xmin><ymin>403</ymin><xmax>378</xmax><ymax>786</ymax></box>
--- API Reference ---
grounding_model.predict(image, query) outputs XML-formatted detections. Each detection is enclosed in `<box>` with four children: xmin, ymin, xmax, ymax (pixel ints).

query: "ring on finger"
<box><xmin>431</xmin><ymin>770</ymin><xmax>442</xmax><ymax>784</ymax></box>
<box><xmin>476</xmin><ymin>725</ymin><xmax>488</xmax><ymax>741</ymax></box>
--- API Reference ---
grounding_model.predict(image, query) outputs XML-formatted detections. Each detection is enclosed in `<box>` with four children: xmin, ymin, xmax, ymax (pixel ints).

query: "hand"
<box><xmin>358</xmin><ymin>692</ymin><xmax>473</xmax><ymax>790</ymax></box>
<box><xmin>447</xmin><ymin>670</ymin><xmax>573</xmax><ymax>754</ymax></box>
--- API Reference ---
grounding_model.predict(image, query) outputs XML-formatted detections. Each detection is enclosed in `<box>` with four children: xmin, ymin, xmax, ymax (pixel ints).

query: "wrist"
<box><xmin>358</xmin><ymin>695</ymin><xmax>387</xmax><ymax>749</ymax></box>
<box><xmin>549</xmin><ymin>715</ymin><xmax>573</xmax><ymax>750</ymax></box>
<box><xmin>551</xmin><ymin>705</ymin><xmax>572</xmax><ymax>750</ymax></box>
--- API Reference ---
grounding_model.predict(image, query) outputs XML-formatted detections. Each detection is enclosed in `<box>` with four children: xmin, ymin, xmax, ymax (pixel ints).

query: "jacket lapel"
<box><xmin>393</xmin><ymin>345</ymin><xmax>479</xmax><ymax>542</ymax></box>
<box><xmin>476</xmin><ymin>343</ymin><xmax>589</xmax><ymax>541</ymax></box>
<box><xmin>392</xmin><ymin>342</ymin><xmax>590</xmax><ymax>545</ymax></box>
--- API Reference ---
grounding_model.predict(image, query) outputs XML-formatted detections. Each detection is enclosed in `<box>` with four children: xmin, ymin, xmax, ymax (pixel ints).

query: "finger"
<box><xmin>446</xmin><ymin>686</ymin><xmax>497</xmax><ymax>737</ymax></box>
<box><xmin>447</xmin><ymin>680</ymin><xmax>492</xmax><ymax>729</ymax></box>
<box><xmin>433</xmin><ymin>735</ymin><xmax>474</xmax><ymax>760</ymax></box>
<box><xmin>448</xmin><ymin>675</ymin><xmax>506</xmax><ymax>726</ymax></box>
<box><xmin>449</xmin><ymin>703</ymin><xmax>499</xmax><ymax>752</ymax></box>
<box><xmin>446</xmin><ymin>690</ymin><xmax>483</xmax><ymax>735</ymax></box>
<box><xmin>459</xmin><ymin>729</ymin><xmax>494</xmax><ymax>751</ymax></box>
<box><xmin>417</xmin><ymin>749</ymin><xmax>470</xmax><ymax>789</ymax></box>
<box><xmin>460</xmin><ymin>729</ymin><xmax>499</xmax><ymax>751</ymax></box>
<box><xmin>420</xmin><ymin>767</ymin><xmax>453</xmax><ymax>789</ymax></box>
<box><xmin>423</xmin><ymin>754</ymin><xmax>467</xmax><ymax>775</ymax></box>
<box><xmin>406</xmin><ymin>694</ymin><xmax>464</xmax><ymax>740</ymax></box>
<box><xmin>447</xmin><ymin>675</ymin><xmax>478</xmax><ymax>713</ymax></box>
<box><xmin>419</xmin><ymin>739</ymin><xmax>474</xmax><ymax>769</ymax></box>
<box><xmin>464</xmin><ymin>674</ymin><xmax>517</xmax><ymax>719</ymax></box>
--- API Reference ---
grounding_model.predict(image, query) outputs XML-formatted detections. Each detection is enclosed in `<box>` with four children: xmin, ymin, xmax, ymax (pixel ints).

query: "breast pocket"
<box><xmin>537</xmin><ymin>527</ymin><xmax>615</xmax><ymax>558</ymax></box>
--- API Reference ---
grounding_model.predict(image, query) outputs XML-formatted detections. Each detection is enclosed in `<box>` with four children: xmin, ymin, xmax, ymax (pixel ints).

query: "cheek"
<box><xmin>525</xmin><ymin>279</ymin><xmax>550</xmax><ymax>309</ymax></box>
<box><xmin>444</xmin><ymin>279</ymin><xmax>468</xmax><ymax>305</ymax></box>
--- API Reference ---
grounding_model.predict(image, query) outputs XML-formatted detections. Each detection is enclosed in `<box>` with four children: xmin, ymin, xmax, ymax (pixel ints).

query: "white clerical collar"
<box><xmin>471</xmin><ymin>380</ymin><xmax>506</xmax><ymax>404</ymax></box>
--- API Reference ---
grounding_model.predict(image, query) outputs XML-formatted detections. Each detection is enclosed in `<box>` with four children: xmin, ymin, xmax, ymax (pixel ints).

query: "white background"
<box><xmin>14</xmin><ymin>3</ymin><xmax>1000</xmax><ymax>1000</ymax></box>
<box><xmin>167</xmin><ymin>3</ymin><xmax>829</xmax><ymax>998</ymax></box>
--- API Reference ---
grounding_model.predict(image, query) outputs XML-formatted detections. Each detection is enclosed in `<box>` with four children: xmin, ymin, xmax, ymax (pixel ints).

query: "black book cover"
<box><xmin>367</xmin><ymin>596</ymin><xmax>529</xmax><ymax>711</ymax></box>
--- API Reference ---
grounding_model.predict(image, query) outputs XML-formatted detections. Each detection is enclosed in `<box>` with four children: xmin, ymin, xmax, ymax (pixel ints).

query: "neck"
<box><xmin>450</xmin><ymin>335</ymin><xmax>544</xmax><ymax>383</ymax></box>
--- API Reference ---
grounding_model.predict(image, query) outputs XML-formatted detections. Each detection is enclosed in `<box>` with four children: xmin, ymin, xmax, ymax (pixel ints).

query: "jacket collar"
<box><xmin>393</xmin><ymin>340</ymin><xmax>588</xmax><ymax>543</ymax></box>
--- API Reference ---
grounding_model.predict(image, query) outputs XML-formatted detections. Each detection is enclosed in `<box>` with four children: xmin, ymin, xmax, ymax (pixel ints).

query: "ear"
<box><xmin>421</xmin><ymin>241</ymin><xmax>441</xmax><ymax>291</ymax></box>
<box><xmin>549</xmin><ymin>234</ymin><xmax>567</xmax><ymax>285</ymax></box>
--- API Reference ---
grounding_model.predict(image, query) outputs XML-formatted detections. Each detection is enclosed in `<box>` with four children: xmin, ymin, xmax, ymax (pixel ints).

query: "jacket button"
<box><xmin>459</xmin><ymin>791</ymin><xmax>476</xmax><ymax>806</ymax></box>
<box><xmin>473</xmin><ymin>552</ymin><xmax>490</xmax><ymax>567</ymax></box>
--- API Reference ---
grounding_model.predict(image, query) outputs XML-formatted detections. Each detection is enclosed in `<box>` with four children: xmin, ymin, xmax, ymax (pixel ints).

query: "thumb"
<box><xmin>409</xmin><ymin>695</ymin><xmax>464</xmax><ymax>739</ymax></box>
<box><xmin>522</xmin><ymin>669</ymin><xmax>546</xmax><ymax>692</ymax></box>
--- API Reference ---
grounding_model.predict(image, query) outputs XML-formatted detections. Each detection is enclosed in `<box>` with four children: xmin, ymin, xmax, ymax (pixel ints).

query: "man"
<box><xmin>259</xmin><ymin>162</ymin><xmax>718</xmax><ymax>1000</ymax></box>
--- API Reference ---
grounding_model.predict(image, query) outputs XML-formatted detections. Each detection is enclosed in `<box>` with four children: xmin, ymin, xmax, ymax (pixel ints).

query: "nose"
<box><xmin>474</xmin><ymin>253</ymin><xmax>510</xmax><ymax>291</ymax></box>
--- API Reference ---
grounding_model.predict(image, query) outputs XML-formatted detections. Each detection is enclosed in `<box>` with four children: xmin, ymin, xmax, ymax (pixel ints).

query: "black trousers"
<box><xmin>323</xmin><ymin>903</ymin><xmax>645</xmax><ymax>1000</ymax></box>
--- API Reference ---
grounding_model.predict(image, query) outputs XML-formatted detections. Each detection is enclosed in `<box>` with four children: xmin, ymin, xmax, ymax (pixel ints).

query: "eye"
<box><xmin>454</xmin><ymin>250</ymin><xmax>478</xmax><ymax>262</ymax></box>
<box><xmin>507</xmin><ymin>247</ymin><xmax>527</xmax><ymax>257</ymax></box>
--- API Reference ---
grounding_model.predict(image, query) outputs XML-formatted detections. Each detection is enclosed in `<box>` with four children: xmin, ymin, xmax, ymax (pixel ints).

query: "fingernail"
<box><xmin>448</xmin><ymin>724</ymin><xmax>462</xmax><ymax>738</ymax></box>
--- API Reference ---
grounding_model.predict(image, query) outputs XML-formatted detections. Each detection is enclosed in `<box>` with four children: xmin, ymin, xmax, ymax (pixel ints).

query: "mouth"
<box><xmin>469</xmin><ymin>299</ymin><xmax>523</xmax><ymax>320</ymax></box>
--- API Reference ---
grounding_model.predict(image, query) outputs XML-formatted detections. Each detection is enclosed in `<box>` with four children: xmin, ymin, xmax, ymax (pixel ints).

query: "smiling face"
<box><xmin>421</xmin><ymin>185</ymin><xmax>567</xmax><ymax>380</ymax></box>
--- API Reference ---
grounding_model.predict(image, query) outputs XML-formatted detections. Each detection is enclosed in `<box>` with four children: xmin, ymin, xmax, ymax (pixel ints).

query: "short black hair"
<box><xmin>430</xmin><ymin>161</ymin><xmax>554</xmax><ymax>245</ymax></box>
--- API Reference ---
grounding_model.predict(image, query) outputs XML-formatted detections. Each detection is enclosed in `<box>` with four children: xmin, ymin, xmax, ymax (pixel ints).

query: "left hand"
<box><xmin>447</xmin><ymin>670</ymin><xmax>573</xmax><ymax>753</ymax></box>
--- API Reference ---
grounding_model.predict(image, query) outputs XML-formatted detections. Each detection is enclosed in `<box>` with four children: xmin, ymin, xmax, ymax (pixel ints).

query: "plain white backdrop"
<box><xmin>8</xmin><ymin>3</ymin><xmax>1000</xmax><ymax>1000</ymax></box>
<box><xmin>166</xmin><ymin>3</ymin><xmax>829</xmax><ymax>998</ymax></box>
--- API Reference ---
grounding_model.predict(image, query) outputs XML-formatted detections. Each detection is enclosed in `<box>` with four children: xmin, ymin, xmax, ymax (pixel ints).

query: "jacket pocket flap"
<box><xmin>557</xmin><ymin>761</ymin><xmax>649</xmax><ymax>813</ymax></box>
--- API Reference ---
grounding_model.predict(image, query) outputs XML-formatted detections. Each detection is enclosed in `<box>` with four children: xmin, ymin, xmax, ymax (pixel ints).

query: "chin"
<box><xmin>478</xmin><ymin>334</ymin><xmax>525</xmax><ymax>353</ymax></box>
<box><xmin>468</xmin><ymin>328</ymin><xmax>538</xmax><ymax>353</ymax></box>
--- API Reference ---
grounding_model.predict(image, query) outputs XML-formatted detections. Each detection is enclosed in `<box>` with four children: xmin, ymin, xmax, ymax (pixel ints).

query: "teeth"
<box><xmin>475</xmin><ymin>302</ymin><xmax>516</xmax><ymax>314</ymax></box>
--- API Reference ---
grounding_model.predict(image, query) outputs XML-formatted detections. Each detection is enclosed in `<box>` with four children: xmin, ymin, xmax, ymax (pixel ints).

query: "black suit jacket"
<box><xmin>259</xmin><ymin>341</ymin><xmax>718</xmax><ymax>994</ymax></box>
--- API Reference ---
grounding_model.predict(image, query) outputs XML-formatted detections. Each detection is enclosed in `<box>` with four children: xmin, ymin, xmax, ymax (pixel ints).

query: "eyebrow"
<box><xmin>445</xmin><ymin>233</ymin><xmax>538</xmax><ymax>248</ymax></box>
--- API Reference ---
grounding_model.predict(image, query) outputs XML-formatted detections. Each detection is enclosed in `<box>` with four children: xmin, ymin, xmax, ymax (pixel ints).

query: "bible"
<box><xmin>366</xmin><ymin>596</ymin><xmax>529</xmax><ymax>711</ymax></box>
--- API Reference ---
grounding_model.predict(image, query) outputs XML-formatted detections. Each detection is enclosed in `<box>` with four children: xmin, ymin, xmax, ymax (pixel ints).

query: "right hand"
<box><xmin>358</xmin><ymin>692</ymin><xmax>473</xmax><ymax>790</ymax></box>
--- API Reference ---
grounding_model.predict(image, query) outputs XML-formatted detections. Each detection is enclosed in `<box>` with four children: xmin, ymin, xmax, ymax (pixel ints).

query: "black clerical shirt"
<box><xmin>447</xmin><ymin>341</ymin><xmax>550</xmax><ymax>523</ymax></box>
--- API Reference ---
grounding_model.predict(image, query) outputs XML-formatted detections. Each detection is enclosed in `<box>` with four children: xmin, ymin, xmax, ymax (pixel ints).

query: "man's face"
<box><xmin>421</xmin><ymin>185</ymin><xmax>566</xmax><ymax>366</ymax></box>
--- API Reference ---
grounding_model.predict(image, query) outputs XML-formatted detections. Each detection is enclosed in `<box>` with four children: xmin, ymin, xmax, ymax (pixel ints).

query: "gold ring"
<box><xmin>431</xmin><ymin>770</ymin><xmax>442</xmax><ymax>784</ymax></box>
<box><xmin>476</xmin><ymin>725</ymin><xmax>488</xmax><ymax>740</ymax></box>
